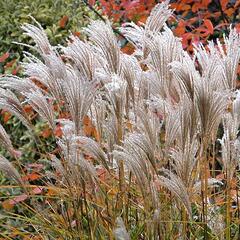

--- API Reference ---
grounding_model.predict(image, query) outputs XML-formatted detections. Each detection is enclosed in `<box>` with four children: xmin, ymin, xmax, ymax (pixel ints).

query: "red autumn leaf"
<box><xmin>220</xmin><ymin>0</ymin><xmax>229</xmax><ymax>10</ymax></box>
<box><xmin>32</xmin><ymin>187</ymin><xmax>43</xmax><ymax>194</ymax></box>
<box><xmin>112</xmin><ymin>3</ymin><xmax>121</xmax><ymax>11</ymax></box>
<box><xmin>216</xmin><ymin>173</ymin><xmax>225</xmax><ymax>180</ymax></box>
<box><xmin>192</xmin><ymin>36</ymin><xmax>200</xmax><ymax>46</ymax></box>
<box><xmin>96</xmin><ymin>167</ymin><xmax>107</xmax><ymax>181</ymax></box>
<box><xmin>215</xmin><ymin>22</ymin><xmax>229</xmax><ymax>30</ymax></box>
<box><xmin>234</xmin><ymin>0</ymin><xmax>240</xmax><ymax>8</ymax></box>
<box><xmin>134</xmin><ymin>4</ymin><xmax>146</xmax><ymax>12</ymax></box>
<box><xmin>121</xmin><ymin>0</ymin><xmax>140</xmax><ymax>11</ymax></box>
<box><xmin>9</xmin><ymin>194</ymin><xmax>28</xmax><ymax>204</ymax></box>
<box><xmin>236</xmin><ymin>23</ymin><xmax>240</xmax><ymax>33</ymax></box>
<box><xmin>99</xmin><ymin>0</ymin><xmax>111</xmax><ymax>14</ymax></box>
<box><xmin>188</xmin><ymin>17</ymin><xmax>198</xmax><ymax>25</ymax></box>
<box><xmin>4</xmin><ymin>59</ymin><xmax>16</xmax><ymax>69</ymax></box>
<box><xmin>59</xmin><ymin>15</ymin><xmax>69</xmax><ymax>28</ymax></box>
<box><xmin>2</xmin><ymin>186</ymin><xmax>43</xmax><ymax>210</ymax></box>
<box><xmin>113</xmin><ymin>13</ymin><xmax>122</xmax><ymax>22</ymax></box>
<box><xmin>0</xmin><ymin>52</ymin><xmax>9</xmax><ymax>62</ymax></box>
<box><xmin>181</xmin><ymin>32</ymin><xmax>193</xmax><ymax>49</ymax></box>
<box><xmin>203</xmin><ymin>19</ymin><xmax>214</xmax><ymax>34</ymax></box>
<box><xmin>201</xmin><ymin>0</ymin><xmax>211</xmax><ymax>8</ymax></box>
<box><xmin>12</xmin><ymin>66</ymin><xmax>20</xmax><ymax>75</ymax></box>
<box><xmin>88</xmin><ymin>0</ymin><xmax>96</xmax><ymax>5</ymax></box>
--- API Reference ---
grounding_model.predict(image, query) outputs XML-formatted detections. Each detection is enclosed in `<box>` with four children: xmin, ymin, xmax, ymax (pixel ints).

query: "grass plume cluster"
<box><xmin>1</xmin><ymin>1</ymin><xmax>240</xmax><ymax>239</ymax></box>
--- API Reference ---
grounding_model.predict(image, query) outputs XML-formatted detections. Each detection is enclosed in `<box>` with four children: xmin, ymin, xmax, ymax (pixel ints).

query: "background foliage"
<box><xmin>88</xmin><ymin>0</ymin><xmax>240</xmax><ymax>53</ymax></box>
<box><xmin>0</xmin><ymin>1</ymin><xmax>94</xmax><ymax>238</ymax></box>
<box><xmin>0</xmin><ymin>0</ymin><xmax>95</xmax><ymax>75</ymax></box>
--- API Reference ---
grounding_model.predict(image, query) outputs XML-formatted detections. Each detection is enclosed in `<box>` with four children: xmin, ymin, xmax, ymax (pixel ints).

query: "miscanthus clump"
<box><xmin>0</xmin><ymin>1</ymin><xmax>240</xmax><ymax>239</ymax></box>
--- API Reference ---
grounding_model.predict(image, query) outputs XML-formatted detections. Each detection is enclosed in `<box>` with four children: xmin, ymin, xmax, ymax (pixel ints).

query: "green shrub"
<box><xmin>0</xmin><ymin>0</ymin><xmax>95</xmax><ymax>74</ymax></box>
<box><xmin>0</xmin><ymin>0</ymin><xmax>94</xmax><ymax>50</ymax></box>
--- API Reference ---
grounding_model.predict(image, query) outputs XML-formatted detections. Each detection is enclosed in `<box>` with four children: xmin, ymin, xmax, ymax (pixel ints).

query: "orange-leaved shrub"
<box><xmin>89</xmin><ymin>0</ymin><xmax>240</xmax><ymax>53</ymax></box>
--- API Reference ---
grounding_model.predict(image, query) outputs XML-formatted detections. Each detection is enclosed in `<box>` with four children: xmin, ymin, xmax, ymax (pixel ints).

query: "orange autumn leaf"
<box><xmin>137</xmin><ymin>15</ymin><xmax>148</xmax><ymax>24</ymax></box>
<box><xmin>23</xmin><ymin>104</ymin><xmax>33</xmax><ymax>113</ymax></box>
<box><xmin>230</xmin><ymin>178</ymin><xmax>237</xmax><ymax>188</ymax></box>
<box><xmin>3</xmin><ymin>111</ymin><xmax>11</xmax><ymax>123</ymax></box>
<box><xmin>2</xmin><ymin>190</ymin><xmax>43</xmax><ymax>210</ymax></box>
<box><xmin>192</xmin><ymin>2</ymin><xmax>201</xmax><ymax>12</ymax></box>
<box><xmin>54</xmin><ymin>124</ymin><xmax>63</xmax><ymax>137</ymax></box>
<box><xmin>41</xmin><ymin>128</ymin><xmax>52</xmax><ymax>138</ymax></box>
<box><xmin>73</xmin><ymin>31</ymin><xmax>81</xmax><ymax>37</ymax></box>
<box><xmin>83</xmin><ymin>115</ymin><xmax>91</xmax><ymax>125</ymax></box>
<box><xmin>83</xmin><ymin>124</ymin><xmax>94</xmax><ymax>137</ymax></box>
<box><xmin>178</xmin><ymin>3</ymin><xmax>191</xmax><ymax>11</ymax></box>
<box><xmin>224</xmin><ymin>7</ymin><xmax>234</xmax><ymax>17</ymax></box>
<box><xmin>59</xmin><ymin>15</ymin><xmax>69</xmax><ymax>28</ymax></box>
<box><xmin>215</xmin><ymin>196</ymin><xmax>225</xmax><ymax>206</ymax></box>
<box><xmin>47</xmin><ymin>187</ymin><xmax>60</xmax><ymax>196</ymax></box>
<box><xmin>0</xmin><ymin>52</ymin><xmax>9</xmax><ymax>62</ymax></box>
<box><xmin>93</xmin><ymin>127</ymin><xmax>100</xmax><ymax>142</ymax></box>
<box><xmin>23</xmin><ymin>235</ymin><xmax>43</xmax><ymax>240</ymax></box>
<box><xmin>121</xmin><ymin>43</ymin><xmax>135</xmax><ymax>55</ymax></box>
<box><xmin>9</xmin><ymin>228</ymin><xmax>22</xmax><ymax>238</ymax></box>
<box><xmin>83</xmin><ymin>115</ymin><xmax>100</xmax><ymax>140</ymax></box>
<box><xmin>174</xmin><ymin>19</ymin><xmax>186</xmax><ymax>36</ymax></box>
<box><xmin>22</xmin><ymin>173</ymin><xmax>41</xmax><ymax>181</ymax></box>
<box><xmin>126</xmin><ymin>121</ymin><xmax>133</xmax><ymax>131</ymax></box>
<box><xmin>46</xmin><ymin>189</ymin><xmax>55</xmax><ymax>196</ymax></box>
<box><xmin>2</xmin><ymin>199</ymin><xmax>14</xmax><ymax>210</ymax></box>
<box><xmin>2</xmin><ymin>194</ymin><xmax>28</xmax><ymax>210</ymax></box>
